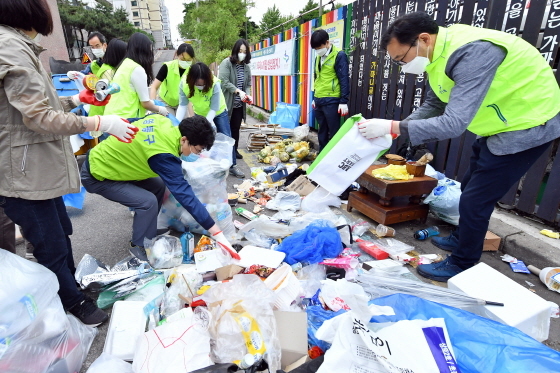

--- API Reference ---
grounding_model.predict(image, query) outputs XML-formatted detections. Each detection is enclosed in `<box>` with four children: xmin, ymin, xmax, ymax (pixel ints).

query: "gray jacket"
<box><xmin>0</xmin><ymin>25</ymin><xmax>85</xmax><ymax>199</ymax></box>
<box><xmin>218</xmin><ymin>57</ymin><xmax>252</xmax><ymax>120</ymax></box>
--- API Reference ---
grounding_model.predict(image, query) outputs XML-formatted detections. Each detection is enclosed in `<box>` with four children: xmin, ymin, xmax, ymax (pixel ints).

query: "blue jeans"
<box><xmin>213</xmin><ymin>110</ymin><xmax>236</xmax><ymax>166</ymax></box>
<box><xmin>314</xmin><ymin>103</ymin><xmax>341</xmax><ymax>151</ymax></box>
<box><xmin>0</xmin><ymin>196</ymin><xmax>84</xmax><ymax>309</ymax></box>
<box><xmin>451</xmin><ymin>138</ymin><xmax>552</xmax><ymax>269</ymax></box>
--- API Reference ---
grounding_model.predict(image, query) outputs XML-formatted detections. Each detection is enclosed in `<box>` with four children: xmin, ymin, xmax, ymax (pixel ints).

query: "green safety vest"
<box><xmin>89</xmin><ymin>114</ymin><xmax>181</xmax><ymax>181</ymax></box>
<box><xmin>426</xmin><ymin>24</ymin><xmax>560</xmax><ymax>137</ymax></box>
<box><xmin>314</xmin><ymin>45</ymin><xmax>341</xmax><ymax>98</ymax></box>
<box><xmin>181</xmin><ymin>75</ymin><xmax>227</xmax><ymax>116</ymax></box>
<box><xmin>159</xmin><ymin>60</ymin><xmax>187</xmax><ymax>107</ymax></box>
<box><xmin>90</xmin><ymin>60</ymin><xmax>102</xmax><ymax>75</ymax></box>
<box><xmin>88</xmin><ymin>63</ymin><xmax>115</xmax><ymax>117</ymax></box>
<box><xmin>104</xmin><ymin>58</ymin><xmax>147</xmax><ymax>118</ymax></box>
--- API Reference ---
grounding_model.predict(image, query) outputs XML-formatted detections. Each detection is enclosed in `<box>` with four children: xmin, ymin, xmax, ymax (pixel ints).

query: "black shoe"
<box><xmin>129</xmin><ymin>242</ymin><xmax>149</xmax><ymax>262</ymax></box>
<box><xmin>68</xmin><ymin>296</ymin><xmax>108</xmax><ymax>327</ymax></box>
<box><xmin>236</xmin><ymin>150</ymin><xmax>243</xmax><ymax>159</ymax></box>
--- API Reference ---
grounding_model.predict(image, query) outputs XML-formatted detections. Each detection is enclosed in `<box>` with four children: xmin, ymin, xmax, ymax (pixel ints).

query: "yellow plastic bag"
<box><xmin>372</xmin><ymin>165</ymin><xmax>414</xmax><ymax>180</ymax></box>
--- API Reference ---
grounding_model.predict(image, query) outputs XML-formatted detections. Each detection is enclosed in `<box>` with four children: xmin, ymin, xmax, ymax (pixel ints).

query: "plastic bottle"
<box><xmin>235</xmin><ymin>354</ymin><xmax>255</xmax><ymax>369</ymax></box>
<box><xmin>414</xmin><ymin>226</ymin><xmax>440</xmax><ymax>240</ymax></box>
<box><xmin>376</xmin><ymin>224</ymin><xmax>396</xmax><ymax>237</ymax></box>
<box><xmin>180</xmin><ymin>231</ymin><xmax>194</xmax><ymax>264</ymax></box>
<box><xmin>528</xmin><ymin>265</ymin><xmax>560</xmax><ymax>293</ymax></box>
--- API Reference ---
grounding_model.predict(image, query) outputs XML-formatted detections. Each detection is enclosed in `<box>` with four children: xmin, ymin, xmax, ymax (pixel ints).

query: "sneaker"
<box><xmin>68</xmin><ymin>296</ymin><xmax>108</xmax><ymax>327</ymax></box>
<box><xmin>236</xmin><ymin>150</ymin><xmax>243</xmax><ymax>159</ymax></box>
<box><xmin>129</xmin><ymin>243</ymin><xmax>149</xmax><ymax>262</ymax></box>
<box><xmin>431</xmin><ymin>234</ymin><xmax>459</xmax><ymax>252</ymax></box>
<box><xmin>230</xmin><ymin>165</ymin><xmax>245</xmax><ymax>178</ymax></box>
<box><xmin>25</xmin><ymin>241</ymin><xmax>36</xmax><ymax>261</ymax></box>
<box><xmin>416</xmin><ymin>256</ymin><xmax>465</xmax><ymax>282</ymax></box>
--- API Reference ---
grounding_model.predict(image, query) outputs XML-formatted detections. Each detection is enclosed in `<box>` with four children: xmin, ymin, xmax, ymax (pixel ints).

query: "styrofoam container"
<box><xmin>264</xmin><ymin>263</ymin><xmax>303</xmax><ymax>310</ymax></box>
<box><xmin>448</xmin><ymin>263</ymin><xmax>551</xmax><ymax>341</ymax></box>
<box><xmin>103</xmin><ymin>301</ymin><xmax>148</xmax><ymax>360</ymax></box>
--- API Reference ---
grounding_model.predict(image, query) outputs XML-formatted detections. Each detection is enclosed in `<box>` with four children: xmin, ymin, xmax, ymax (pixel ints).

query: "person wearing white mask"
<box><xmin>219</xmin><ymin>39</ymin><xmax>253</xmax><ymax>162</ymax></box>
<box><xmin>358</xmin><ymin>11</ymin><xmax>560</xmax><ymax>283</ymax></box>
<box><xmin>86</xmin><ymin>31</ymin><xmax>108</xmax><ymax>76</ymax></box>
<box><xmin>150</xmin><ymin>43</ymin><xmax>195</xmax><ymax>115</ymax></box>
<box><xmin>310</xmin><ymin>29</ymin><xmax>350</xmax><ymax>151</ymax></box>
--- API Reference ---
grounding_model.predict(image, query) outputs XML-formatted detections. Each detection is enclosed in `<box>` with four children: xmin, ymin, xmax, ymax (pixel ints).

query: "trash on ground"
<box><xmin>510</xmin><ymin>260</ymin><xmax>531</xmax><ymax>273</ymax></box>
<box><xmin>103</xmin><ymin>301</ymin><xmax>147</xmax><ymax>361</ymax></box>
<box><xmin>540</xmin><ymin>229</ymin><xmax>560</xmax><ymax>239</ymax></box>
<box><xmin>501</xmin><ymin>254</ymin><xmax>518</xmax><ymax>263</ymax></box>
<box><xmin>528</xmin><ymin>265</ymin><xmax>560</xmax><ymax>293</ymax></box>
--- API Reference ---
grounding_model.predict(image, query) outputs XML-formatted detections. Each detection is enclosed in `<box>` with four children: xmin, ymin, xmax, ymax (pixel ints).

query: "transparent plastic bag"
<box><xmin>288</xmin><ymin>210</ymin><xmax>339</xmax><ymax>232</ymax></box>
<box><xmin>243</xmin><ymin>229</ymin><xmax>276</xmax><ymax>249</ymax></box>
<box><xmin>293</xmin><ymin>124</ymin><xmax>310</xmax><ymax>142</ymax></box>
<box><xmin>301</xmin><ymin>186</ymin><xmax>341</xmax><ymax>213</ymax></box>
<box><xmin>265</xmin><ymin>191</ymin><xmax>301</xmax><ymax>211</ymax></box>
<box><xmin>237</xmin><ymin>215</ymin><xmax>294</xmax><ymax>239</ymax></box>
<box><xmin>423</xmin><ymin>178</ymin><xmax>461</xmax><ymax>225</ymax></box>
<box><xmin>200</xmin><ymin>132</ymin><xmax>235</xmax><ymax>168</ymax></box>
<box><xmin>160</xmin><ymin>266</ymin><xmax>202</xmax><ymax>318</ymax></box>
<box><xmin>201</xmin><ymin>274</ymin><xmax>281</xmax><ymax>372</ymax></box>
<box><xmin>86</xmin><ymin>352</ymin><xmax>133</xmax><ymax>373</ymax></box>
<box><xmin>145</xmin><ymin>235</ymin><xmax>183</xmax><ymax>269</ymax></box>
<box><xmin>297</xmin><ymin>264</ymin><xmax>327</xmax><ymax>298</ymax></box>
<box><xmin>97</xmin><ymin>272</ymin><xmax>163</xmax><ymax>309</ymax></box>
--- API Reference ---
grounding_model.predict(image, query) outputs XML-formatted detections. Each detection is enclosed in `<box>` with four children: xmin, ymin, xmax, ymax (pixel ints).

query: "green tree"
<box><xmin>299</xmin><ymin>0</ymin><xmax>319</xmax><ymax>24</ymax></box>
<box><xmin>177</xmin><ymin>0</ymin><xmax>253</xmax><ymax>64</ymax></box>
<box><xmin>259</xmin><ymin>5</ymin><xmax>297</xmax><ymax>40</ymax></box>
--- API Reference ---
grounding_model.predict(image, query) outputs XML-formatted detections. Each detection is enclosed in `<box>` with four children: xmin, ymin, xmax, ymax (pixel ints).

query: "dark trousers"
<box><xmin>314</xmin><ymin>103</ymin><xmax>341</xmax><ymax>151</ymax></box>
<box><xmin>81</xmin><ymin>157</ymin><xmax>165</xmax><ymax>247</ymax></box>
<box><xmin>0</xmin><ymin>206</ymin><xmax>16</xmax><ymax>254</ymax></box>
<box><xmin>0</xmin><ymin>196</ymin><xmax>84</xmax><ymax>309</ymax></box>
<box><xmin>230</xmin><ymin>106</ymin><xmax>244</xmax><ymax>152</ymax></box>
<box><xmin>451</xmin><ymin>138</ymin><xmax>552</xmax><ymax>269</ymax></box>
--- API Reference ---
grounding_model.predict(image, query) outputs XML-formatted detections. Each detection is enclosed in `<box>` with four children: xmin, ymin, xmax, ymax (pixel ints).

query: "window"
<box><xmin>133</xmin><ymin>11</ymin><xmax>139</xmax><ymax>16</ymax></box>
<box><xmin>131</xmin><ymin>1</ymin><xmax>137</xmax><ymax>6</ymax></box>
<box><xmin>134</xmin><ymin>22</ymin><xmax>140</xmax><ymax>26</ymax></box>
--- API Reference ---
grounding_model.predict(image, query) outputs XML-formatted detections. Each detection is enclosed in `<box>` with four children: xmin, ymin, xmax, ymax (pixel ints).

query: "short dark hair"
<box><xmin>186</xmin><ymin>62</ymin><xmax>213</xmax><ymax>98</ymax></box>
<box><xmin>177</xmin><ymin>43</ymin><xmax>195</xmax><ymax>59</ymax></box>
<box><xmin>310</xmin><ymin>29</ymin><xmax>329</xmax><ymax>48</ymax></box>
<box><xmin>88</xmin><ymin>31</ymin><xmax>107</xmax><ymax>45</ymax></box>
<box><xmin>103</xmin><ymin>39</ymin><xmax>127</xmax><ymax>68</ymax></box>
<box><xmin>229</xmin><ymin>39</ymin><xmax>251</xmax><ymax>64</ymax></box>
<box><xmin>381</xmin><ymin>11</ymin><xmax>439</xmax><ymax>50</ymax></box>
<box><xmin>179</xmin><ymin>115</ymin><xmax>215</xmax><ymax>150</ymax></box>
<box><xmin>0</xmin><ymin>0</ymin><xmax>53</xmax><ymax>35</ymax></box>
<box><xmin>125</xmin><ymin>32</ymin><xmax>154</xmax><ymax>84</ymax></box>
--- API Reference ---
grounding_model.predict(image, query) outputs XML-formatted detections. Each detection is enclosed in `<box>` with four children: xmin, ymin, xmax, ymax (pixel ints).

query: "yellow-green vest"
<box><xmin>104</xmin><ymin>58</ymin><xmax>147</xmax><ymax>118</ymax></box>
<box><xmin>181</xmin><ymin>75</ymin><xmax>227</xmax><ymax>117</ymax></box>
<box><xmin>314</xmin><ymin>45</ymin><xmax>341</xmax><ymax>98</ymax></box>
<box><xmin>90</xmin><ymin>60</ymin><xmax>102</xmax><ymax>75</ymax></box>
<box><xmin>89</xmin><ymin>115</ymin><xmax>181</xmax><ymax>181</ymax></box>
<box><xmin>159</xmin><ymin>60</ymin><xmax>186</xmax><ymax>107</ymax></box>
<box><xmin>88</xmin><ymin>63</ymin><xmax>115</xmax><ymax>117</ymax></box>
<box><xmin>426</xmin><ymin>24</ymin><xmax>560</xmax><ymax>137</ymax></box>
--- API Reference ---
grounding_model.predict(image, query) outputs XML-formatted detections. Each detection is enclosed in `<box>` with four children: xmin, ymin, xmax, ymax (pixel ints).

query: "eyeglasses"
<box><xmin>391</xmin><ymin>38</ymin><xmax>417</xmax><ymax>66</ymax></box>
<box><xmin>189</xmin><ymin>144</ymin><xmax>204</xmax><ymax>155</ymax></box>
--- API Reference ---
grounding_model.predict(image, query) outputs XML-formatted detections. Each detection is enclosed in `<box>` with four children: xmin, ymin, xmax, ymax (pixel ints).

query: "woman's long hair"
<box><xmin>103</xmin><ymin>39</ymin><xmax>127</xmax><ymax>68</ymax></box>
<box><xmin>125</xmin><ymin>33</ymin><xmax>154</xmax><ymax>84</ymax></box>
<box><xmin>185</xmin><ymin>62</ymin><xmax>213</xmax><ymax>98</ymax></box>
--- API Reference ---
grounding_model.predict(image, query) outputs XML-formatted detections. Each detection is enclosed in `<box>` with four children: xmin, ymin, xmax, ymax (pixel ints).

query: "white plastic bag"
<box><xmin>265</xmin><ymin>191</ymin><xmax>301</xmax><ymax>211</ymax></box>
<box><xmin>86</xmin><ymin>353</ymin><xmax>133</xmax><ymax>373</ymax></box>
<box><xmin>144</xmin><ymin>235</ymin><xmax>183</xmax><ymax>269</ymax></box>
<box><xmin>301</xmin><ymin>186</ymin><xmax>341</xmax><ymax>213</ymax></box>
<box><xmin>423</xmin><ymin>178</ymin><xmax>462</xmax><ymax>225</ymax></box>
<box><xmin>292</xmin><ymin>124</ymin><xmax>309</xmax><ymax>142</ymax></box>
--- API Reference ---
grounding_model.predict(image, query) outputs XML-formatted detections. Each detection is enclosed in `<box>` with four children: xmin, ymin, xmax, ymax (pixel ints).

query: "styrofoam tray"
<box><xmin>103</xmin><ymin>301</ymin><xmax>148</xmax><ymax>361</ymax></box>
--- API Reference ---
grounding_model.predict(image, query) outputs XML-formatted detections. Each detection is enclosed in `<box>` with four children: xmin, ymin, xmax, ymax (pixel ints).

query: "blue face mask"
<box><xmin>181</xmin><ymin>153</ymin><xmax>199</xmax><ymax>162</ymax></box>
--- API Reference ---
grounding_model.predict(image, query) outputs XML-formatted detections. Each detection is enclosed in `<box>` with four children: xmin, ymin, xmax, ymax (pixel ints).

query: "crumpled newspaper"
<box><xmin>372</xmin><ymin>165</ymin><xmax>413</xmax><ymax>180</ymax></box>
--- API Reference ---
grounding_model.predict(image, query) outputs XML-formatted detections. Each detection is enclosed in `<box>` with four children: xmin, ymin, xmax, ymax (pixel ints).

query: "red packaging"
<box><xmin>356</xmin><ymin>239</ymin><xmax>389</xmax><ymax>260</ymax></box>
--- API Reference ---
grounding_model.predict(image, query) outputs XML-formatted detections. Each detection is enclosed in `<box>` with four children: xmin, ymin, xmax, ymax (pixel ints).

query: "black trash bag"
<box><xmin>396</xmin><ymin>140</ymin><xmax>429</xmax><ymax>161</ymax></box>
<box><xmin>276</xmin><ymin>355</ymin><xmax>324</xmax><ymax>373</ymax></box>
<box><xmin>189</xmin><ymin>363</ymin><xmax>239</xmax><ymax>373</ymax></box>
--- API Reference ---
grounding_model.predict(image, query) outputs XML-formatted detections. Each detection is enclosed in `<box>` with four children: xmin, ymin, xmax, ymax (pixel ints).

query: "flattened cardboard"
<box><xmin>286</xmin><ymin>175</ymin><xmax>315</xmax><ymax>196</ymax></box>
<box><xmin>274</xmin><ymin>311</ymin><xmax>308</xmax><ymax>370</ymax></box>
<box><xmin>483</xmin><ymin>231</ymin><xmax>501</xmax><ymax>251</ymax></box>
<box><xmin>215</xmin><ymin>264</ymin><xmax>244</xmax><ymax>281</ymax></box>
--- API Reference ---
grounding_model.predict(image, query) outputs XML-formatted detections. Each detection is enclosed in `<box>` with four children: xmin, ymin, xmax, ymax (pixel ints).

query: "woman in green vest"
<box><xmin>150</xmin><ymin>43</ymin><xmax>194</xmax><ymax>115</ymax></box>
<box><xmin>176</xmin><ymin>62</ymin><xmax>245</xmax><ymax>178</ymax></box>
<box><xmin>104</xmin><ymin>33</ymin><xmax>168</xmax><ymax>118</ymax></box>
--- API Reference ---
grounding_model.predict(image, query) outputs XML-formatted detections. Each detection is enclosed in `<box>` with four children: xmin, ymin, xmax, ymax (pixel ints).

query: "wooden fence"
<box><xmin>251</xmin><ymin>0</ymin><xmax>560</xmax><ymax>224</ymax></box>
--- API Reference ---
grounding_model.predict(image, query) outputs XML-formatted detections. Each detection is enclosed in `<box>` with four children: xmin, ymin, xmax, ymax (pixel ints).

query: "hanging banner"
<box><xmin>251</xmin><ymin>38</ymin><xmax>296</xmax><ymax>76</ymax></box>
<box><xmin>316</xmin><ymin>19</ymin><xmax>345</xmax><ymax>50</ymax></box>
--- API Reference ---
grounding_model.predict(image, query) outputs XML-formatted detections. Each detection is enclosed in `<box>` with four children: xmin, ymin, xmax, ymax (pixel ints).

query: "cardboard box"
<box><xmin>214</xmin><ymin>264</ymin><xmax>244</xmax><ymax>281</ymax></box>
<box><xmin>286</xmin><ymin>175</ymin><xmax>315</xmax><ymax>196</ymax></box>
<box><xmin>483</xmin><ymin>231</ymin><xmax>501</xmax><ymax>251</ymax></box>
<box><xmin>274</xmin><ymin>311</ymin><xmax>309</xmax><ymax>371</ymax></box>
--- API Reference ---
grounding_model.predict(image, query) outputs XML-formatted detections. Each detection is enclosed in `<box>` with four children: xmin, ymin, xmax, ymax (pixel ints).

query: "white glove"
<box><xmin>357</xmin><ymin>118</ymin><xmax>392</xmax><ymax>139</ymax></box>
<box><xmin>67</xmin><ymin>71</ymin><xmax>86</xmax><ymax>91</ymax></box>
<box><xmin>97</xmin><ymin>115</ymin><xmax>138</xmax><ymax>143</ymax></box>
<box><xmin>338</xmin><ymin>104</ymin><xmax>348</xmax><ymax>116</ymax></box>
<box><xmin>312</xmin><ymin>100</ymin><xmax>316</xmax><ymax>109</ymax></box>
<box><xmin>212</xmin><ymin>231</ymin><xmax>240</xmax><ymax>260</ymax></box>
<box><xmin>237</xmin><ymin>90</ymin><xmax>247</xmax><ymax>101</ymax></box>
<box><xmin>176</xmin><ymin>105</ymin><xmax>188</xmax><ymax>121</ymax></box>
<box><xmin>206</xmin><ymin>109</ymin><xmax>216</xmax><ymax>123</ymax></box>
<box><xmin>157</xmin><ymin>106</ymin><xmax>169</xmax><ymax>116</ymax></box>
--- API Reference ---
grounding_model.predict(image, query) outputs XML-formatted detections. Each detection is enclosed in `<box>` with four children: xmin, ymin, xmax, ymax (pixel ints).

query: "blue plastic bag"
<box><xmin>307</xmin><ymin>304</ymin><xmax>346</xmax><ymax>352</ymax></box>
<box><xmin>62</xmin><ymin>186</ymin><xmax>86</xmax><ymax>209</ymax></box>
<box><xmin>276</xmin><ymin>220</ymin><xmax>342</xmax><ymax>265</ymax></box>
<box><xmin>269</xmin><ymin>102</ymin><xmax>301</xmax><ymax>129</ymax></box>
<box><xmin>370</xmin><ymin>294</ymin><xmax>560</xmax><ymax>373</ymax></box>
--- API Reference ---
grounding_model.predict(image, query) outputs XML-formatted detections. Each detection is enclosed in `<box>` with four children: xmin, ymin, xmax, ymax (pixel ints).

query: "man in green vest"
<box><xmin>310</xmin><ymin>29</ymin><xmax>350</xmax><ymax>151</ymax></box>
<box><xmin>81</xmin><ymin>31</ymin><xmax>107</xmax><ymax>75</ymax></box>
<box><xmin>358</xmin><ymin>11</ymin><xmax>560</xmax><ymax>282</ymax></box>
<box><xmin>80</xmin><ymin>114</ymin><xmax>235</xmax><ymax>261</ymax></box>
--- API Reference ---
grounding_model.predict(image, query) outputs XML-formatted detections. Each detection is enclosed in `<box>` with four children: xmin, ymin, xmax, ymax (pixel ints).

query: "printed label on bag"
<box><xmin>20</xmin><ymin>295</ymin><xmax>38</xmax><ymax>320</ymax></box>
<box><xmin>0</xmin><ymin>337</ymin><xmax>11</xmax><ymax>360</ymax></box>
<box><xmin>231</xmin><ymin>305</ymin><xmax>267</xmax><ymax>359</ymax></box>
<box><xmin>423</xmin><ymin>326</ymin><xmax>461</xmax><ymax>372</ymax></box>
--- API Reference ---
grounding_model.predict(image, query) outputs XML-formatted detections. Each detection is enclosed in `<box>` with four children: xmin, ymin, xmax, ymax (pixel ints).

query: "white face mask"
<box><xmin>178</xmin><ymin>60</ymin><xmax>192</xmax><ymax>69</ymax></box>
<box><xmin>401</xmin><ymin>44</ymin><xmax>431</xmax><ymax>75</ymax></box>
<box><xmin>33</xmin><ymin>33</ymin><xmax>43</xmax><ymax>43</ymax></box>
<box><xmin>195</xmin><ymin>85</ymin><xmax>204</xmax><ymax>90</ymax></box>
<box><xmin>238</xmin><ymin>53</ymin><xmax>246</xmax><ymax>62</ymax></box>
<box><xmin>316</xmin><ymin>47</ymin><xmax>328</xmax><ymax>57</ymax></box>
<box><xmin>92</xmin><ymin>48</ymin><xmax>105</xmax><ymax>58</ymax></box>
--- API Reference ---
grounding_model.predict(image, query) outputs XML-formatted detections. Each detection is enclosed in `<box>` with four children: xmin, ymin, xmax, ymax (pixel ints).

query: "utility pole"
<box><xmin>319</xmin><ymin>0</ymin><xmax>323</xmax><ymax>18</ymax></box>
<box><xmin>245</xmin><ymin>0</ymin><xmax>248</xmax><ymax>40</ymax></box>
